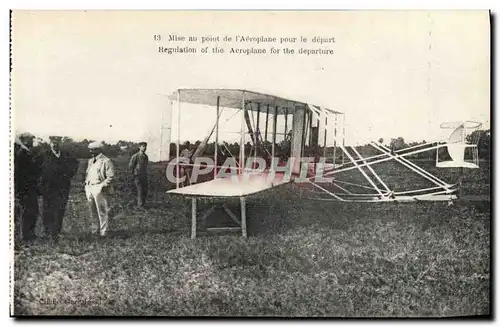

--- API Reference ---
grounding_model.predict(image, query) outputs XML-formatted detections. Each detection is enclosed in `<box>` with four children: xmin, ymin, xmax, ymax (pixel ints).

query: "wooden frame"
<box><xmin>190</xmin><ymin>196</ymin><xmax>247</xmax><ymax>238</ymax></box>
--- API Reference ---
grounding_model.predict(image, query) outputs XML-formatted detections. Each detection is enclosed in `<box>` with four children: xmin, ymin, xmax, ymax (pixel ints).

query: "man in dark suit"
<box><xmin>128</xmin><ymin>142</ymin><xmax>149</xmax><ymax>208</ymax></box>
<box><xmin>14</xmin><ymin>132</ymin><xmax>41</xmax><ymax>242</ymax></box>
<box><xmin>39</xmin><ymin>136</ymin><xmax>78</xmax><ymax>240</ymax></box>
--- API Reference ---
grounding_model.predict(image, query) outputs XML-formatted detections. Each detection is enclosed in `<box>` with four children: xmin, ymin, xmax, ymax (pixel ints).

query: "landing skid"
<box><xmin>307</xmin><ymin>193</ymin><xmax>458</xmax><ymax>203</ymax></box>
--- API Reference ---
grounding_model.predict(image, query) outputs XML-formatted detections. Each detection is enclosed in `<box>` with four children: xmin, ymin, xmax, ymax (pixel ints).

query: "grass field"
<box><xmin>13</xmin><ymin>157</ymin><xmax>491</xmax><ymax>317</ymax></box>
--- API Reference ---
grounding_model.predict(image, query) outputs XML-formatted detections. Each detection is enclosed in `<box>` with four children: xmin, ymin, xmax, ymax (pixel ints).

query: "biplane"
<box><xmin>163</xmin><ymin>89</ymin><xmax>482</xmax><ymax>238</ymax></box>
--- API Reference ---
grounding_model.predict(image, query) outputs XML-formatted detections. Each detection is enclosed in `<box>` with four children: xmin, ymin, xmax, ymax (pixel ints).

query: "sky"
<box><xmin>11</xmin><ymin>10</ymin><xmax>490</xmax><ymax>161</ymax></box>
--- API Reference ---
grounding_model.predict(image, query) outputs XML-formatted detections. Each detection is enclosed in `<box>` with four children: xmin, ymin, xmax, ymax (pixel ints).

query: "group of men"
<box><xmin>14</xmin><ymin>133</ymin><xmax>149</xmax><ymax>243</ymax></box>
<box><xmin>14</xmin><ymin>133</ymin><xmax>78</xmax><ymax>243</ymax></box>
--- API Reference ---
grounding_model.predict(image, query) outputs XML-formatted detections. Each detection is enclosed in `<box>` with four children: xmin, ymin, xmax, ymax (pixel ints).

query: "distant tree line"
<box><xmin>26</xmin><ymin>129</ymin><xmax>490</xmax><ymax>162</ymax></box>
<box><xmin>30</xmin><ymin>137</ymin><xmax>145</xmax><ymax>160</ymax></box>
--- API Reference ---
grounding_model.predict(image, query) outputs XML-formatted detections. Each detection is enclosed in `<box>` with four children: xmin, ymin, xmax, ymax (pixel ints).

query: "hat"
<box><xmin>18</xmin><ymin>132</ymin><xmax>35</xmax><ymax>140</ymax></box>
<box><xmin>88</xmin><ymin>141</ymin><xmax>104</xmax><ymax>149</ymax></box>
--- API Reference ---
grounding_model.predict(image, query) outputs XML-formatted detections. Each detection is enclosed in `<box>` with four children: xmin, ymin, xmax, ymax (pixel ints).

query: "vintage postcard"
<box><xmin>10</xmin><ymin>10</ymin><xmax>490</xmax><ymax>317</ymax></box>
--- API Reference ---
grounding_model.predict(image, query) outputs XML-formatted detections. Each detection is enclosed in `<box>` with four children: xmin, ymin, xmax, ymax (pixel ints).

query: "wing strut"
<box><xmin>190</xmin><ymin>106</ymin><xmax>226</xmax><ymax>162</ymax></box>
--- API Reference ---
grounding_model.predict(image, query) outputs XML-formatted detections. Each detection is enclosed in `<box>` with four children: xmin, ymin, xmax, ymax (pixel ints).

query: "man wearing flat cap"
<box><xmin>39</xmin><ymin>136</ymin><xmax>78</xmax><ymax>241</ymax></box>
<box><xmin>128</xmin><ymin>142</ymin><xmax>149</xmax><ymax>208</ymax></box>
<box><xmin>14</xmin><ymin>132</ymin><xmax>41</xmax><ymax>242</ymax></box>
<box><xmin>84</xmin><ymin>141</ymin><xmax>114</xmax><ymax>236</ymax></box>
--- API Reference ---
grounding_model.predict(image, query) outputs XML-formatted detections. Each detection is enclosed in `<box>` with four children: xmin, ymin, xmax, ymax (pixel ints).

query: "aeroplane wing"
<box><xmin>166</xmin><ymin>171</ymin><xmax>290</xmax><ymax>197</ymax></box>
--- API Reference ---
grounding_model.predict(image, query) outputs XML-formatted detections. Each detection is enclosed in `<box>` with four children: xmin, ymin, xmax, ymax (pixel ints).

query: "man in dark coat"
<box><xmin>39</xmin><ymin>137</ymin><xmax>78</xmax><ymax>240</ymax></box>
<box><xmin>128</xmin><ymin>142</ymin><xmax>149</xmax><ymax>208</ymax></box>
<box><xmin>14</xmin><ymin>132</ymin><xmax>41</xmax><ymax>242</ymax></box>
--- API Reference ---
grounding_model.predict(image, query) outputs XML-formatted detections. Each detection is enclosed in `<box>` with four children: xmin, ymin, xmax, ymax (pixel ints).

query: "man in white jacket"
<box><xmin>85</xmin><ymin>141</ymin><xmax>114</xmax><ymax>236</ymax></box>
